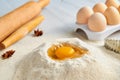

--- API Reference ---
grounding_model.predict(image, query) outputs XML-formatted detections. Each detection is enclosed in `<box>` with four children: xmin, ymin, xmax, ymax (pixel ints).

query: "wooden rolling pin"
<box><xmin>0</xmin><ymin>0</ymin><xmax>50</xmax><ymax>42</ymax></box>
<box><xmin>0</xmin><ymin>15</ymin><xmax>44</xmax><ymax>49</ymax></box>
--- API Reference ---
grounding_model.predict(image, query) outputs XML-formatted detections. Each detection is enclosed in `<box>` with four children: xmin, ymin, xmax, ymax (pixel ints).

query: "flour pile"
<box><xmin>13</xmin><ymin>38</ymin><xmax>120</xmax><ymax>80</ymax></box>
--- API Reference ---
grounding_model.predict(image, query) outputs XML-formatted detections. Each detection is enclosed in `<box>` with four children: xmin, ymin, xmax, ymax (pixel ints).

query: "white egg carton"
<box><xmin>75</xmin><ymin>23</ymin><xmax>120</xmax><ymax>40</ymax></box>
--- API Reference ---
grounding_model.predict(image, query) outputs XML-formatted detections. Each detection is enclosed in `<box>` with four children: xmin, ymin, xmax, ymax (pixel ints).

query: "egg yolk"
<box><xmin>48</xmin><ymin>43</ymin><xmax>88</xmax><ymax>60</ymax></box>
<box><xmin>55</xmin><ymin>46</ymin><xmax>75</xmax><ymax>59</ymax></box>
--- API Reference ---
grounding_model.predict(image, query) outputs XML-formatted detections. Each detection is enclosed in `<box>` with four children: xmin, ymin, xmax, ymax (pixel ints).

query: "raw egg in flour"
<box><xmin>48</xmin><ymin>42</ymin><xmax>88</xmax><ymax>60</ymax></box>
<box><xmin>13</xmin><ymin>38</ymin><xmax>118</xmax><ymax>80</ymax></box>
<box><xmin>76</xmin><ymin>6</ymin><xmax>94</xmax><ymax>24</ymax></box>
<box><xmin>93</xmin><ymin>3</ymin><xmax>107</xmax><ymax>13</ymax></box>
<box><xmin>88</xmin><ymin>12</ymin><xmax>107</xmax><ymax>32</ymax></box>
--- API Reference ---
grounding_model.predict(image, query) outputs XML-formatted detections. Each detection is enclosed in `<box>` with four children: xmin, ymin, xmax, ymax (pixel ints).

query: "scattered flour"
<box><xmin>13</xmin><ymin>38</ymin><xmax>120</xmax><ymax>80</ymax></box>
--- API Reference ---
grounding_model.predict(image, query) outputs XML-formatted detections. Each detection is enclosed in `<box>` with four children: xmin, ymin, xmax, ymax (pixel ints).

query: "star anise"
<box><xmin>2</xmin><ymin>50</ymin><xmax>15</xmax><ymax>59</ymax></box>
<box><xmin>34</xmin><ymin>29</ymin><xmax>43</xmax><ymax>36</ymax></box>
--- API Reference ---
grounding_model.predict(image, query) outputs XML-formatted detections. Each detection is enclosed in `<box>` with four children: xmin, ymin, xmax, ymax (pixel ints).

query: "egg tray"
<box><xmin>75</xmin><ymin>23</ymin><xmax>120</xmax><ymax>40</ymax></box>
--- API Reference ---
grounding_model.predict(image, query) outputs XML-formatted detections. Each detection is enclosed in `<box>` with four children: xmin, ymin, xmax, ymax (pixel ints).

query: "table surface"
<box><xmin>0</xmin><ymin>0</ymin><xmax>120</xmax><ymax>80</ymax></box>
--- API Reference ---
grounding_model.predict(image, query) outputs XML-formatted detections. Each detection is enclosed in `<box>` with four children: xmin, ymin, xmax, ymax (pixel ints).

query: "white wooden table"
<box><xmin>0</xmin><ymin>0</ymin><xmax>120</xmax><ymax>80</ymax></box>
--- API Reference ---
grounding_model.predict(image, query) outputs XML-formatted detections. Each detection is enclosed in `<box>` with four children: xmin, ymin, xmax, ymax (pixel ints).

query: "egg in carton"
<box><xmin>104</xmin><ymin>38</ymin><xmax>120</xmax><ymax>54</ymax></box>
<box><xmin>75</xmin><ymin>1</ymin><xmax>120</xmax><ymax>41</ymax></box>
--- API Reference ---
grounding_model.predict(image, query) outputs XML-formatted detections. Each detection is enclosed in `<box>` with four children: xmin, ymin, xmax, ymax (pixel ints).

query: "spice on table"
<box><xmin>1</xmin><ymin>50</ymin><xmax>15</xmax><ymax>59</ymax></box>
<box><xmin>34</xmin><ymin>29</ymin><xmax>43</xmax><ymax>36</ymax></box>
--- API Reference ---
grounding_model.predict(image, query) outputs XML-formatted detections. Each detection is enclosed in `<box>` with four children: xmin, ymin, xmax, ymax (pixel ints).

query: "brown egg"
<box><xmin>93</xmin><ymin>3</ymin><xmax>107</xmax><ymax>13</ymax></box>
<box><xmin>104</xmin><ymin>6</ymin><xmax>120</xmax><ymax>25</ymax></box>
<box><xmin>76</xmin><ymin>6</ymin><xmax>94</xmax><ymax>24</ymax></box>
<box><xmin>105</xmin><ymin>0</ymin><xmax>119</xmax><ymax>8</ymax></box>
<box><xmin>118</xmin><ymin>5</ymin><xmax>120</xmax><ymax>13</ymax></box>
<box><xmin>88</xmin><ymin>12</ymin><xmax>107</xmax><ymax>32</ymax></box>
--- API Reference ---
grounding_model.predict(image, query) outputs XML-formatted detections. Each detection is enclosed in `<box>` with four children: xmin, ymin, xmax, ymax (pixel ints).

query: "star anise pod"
<box><xmin>34</xmin><ymin>29</ymin><xmax>43</xmax><ymax>36</ymax></box>
<box><xmin>2</xmin><ymin>50</ymin><xmax>15</xmax><ymax>59</ymax></box>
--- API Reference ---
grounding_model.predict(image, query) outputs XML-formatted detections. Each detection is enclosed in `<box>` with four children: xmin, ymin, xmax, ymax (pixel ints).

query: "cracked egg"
<box><xmin>48</xmin><ymin>41</ymin><xmax>88</xmax><ymax>60</ymax></box>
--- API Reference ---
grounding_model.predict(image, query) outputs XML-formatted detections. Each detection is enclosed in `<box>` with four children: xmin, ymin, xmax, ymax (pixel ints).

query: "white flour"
<box><xmin>13</xmin><ymin>38</ymin><xmax>120</xmax><ymax>80</ymax></box>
